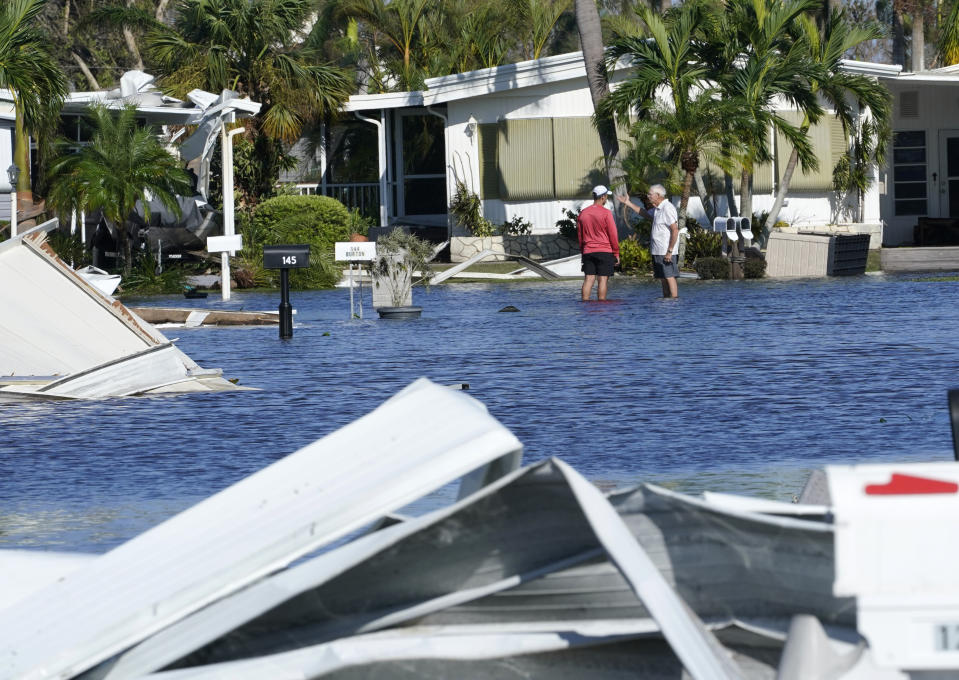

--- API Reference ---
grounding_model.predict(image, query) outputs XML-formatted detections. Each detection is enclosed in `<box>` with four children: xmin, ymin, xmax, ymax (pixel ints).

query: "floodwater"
<box><xmin>3</xmin><ymin>273</ymin><xmax>959</xmax><ymax>553</ymax></box>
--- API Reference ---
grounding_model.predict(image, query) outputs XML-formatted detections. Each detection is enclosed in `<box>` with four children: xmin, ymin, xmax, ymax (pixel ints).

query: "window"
<box><xmin>892</xmin><ymin>131</ymin><xmax>927</xmax><ymax>216</ymax></box>
<box><xmin>774</xmin><ymin>112</ymin><xmax>847</xmax><ymax>192</ymax></box>
<box><xmin>477</xmin><ymin>117</ymin><xmax>615</xmax><ymax>201</ymax></box>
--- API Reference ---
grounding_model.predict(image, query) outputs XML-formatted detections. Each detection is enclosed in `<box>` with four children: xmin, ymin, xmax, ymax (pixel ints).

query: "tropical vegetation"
<box><xmin>246</xmin><ymin>194</ymin><xmax>352</xmax><ymax>289</ymax></box>
<box><xmin>0</xmin><ymin>0</ymin><xmax>67</xmax><ymax>200</ymax></box>
<box><xmin>45</xmin><ymin>104</ymin><xmax>192</xmax><ymax>276</ymax></box>
<box><xmin>0</xmin><ymin>0</ymin><xmax>925</xmax><ymax>289</ymax></box>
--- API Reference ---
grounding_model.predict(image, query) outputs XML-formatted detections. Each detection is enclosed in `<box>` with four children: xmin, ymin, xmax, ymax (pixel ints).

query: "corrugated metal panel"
<box><xmin>498</xmin><ymin>119</ymin><xmax>554</xmax><ymax>201</ymax></box>
<box><xmin>0</xmin><ymin>378</ymin><xmax>523</xmax><ymax>680</ymax></box>
<box><xmin>776</xmin><ymin>112</ymin><xmax>846</xmax><ymax>192</ymax></box>
<box><xmin>552</xmin><ymin>118</ymin><xmax>604</xmax><ymax>199</ymax></box>
<box><xmin>0</xmin><ymin>237</ymin><xmax>154</xmax><ymax>376</ymax></box>
<box><xmin>102</xmin><ymin>459</ymin><xmax>842</xmax><ymax>676</ymax></box>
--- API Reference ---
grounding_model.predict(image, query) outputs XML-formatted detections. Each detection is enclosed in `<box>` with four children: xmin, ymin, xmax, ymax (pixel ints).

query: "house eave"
<box><xmin>344</xmin><ymin>91</ymin><xmax>425</xmax><ymax>112</ymax></box>
<box><xmin>344</xmin><ymin>51</ymin><xmax>592</xmax><ymax>112</ymax></box>
<box><xmin>839</xmin><ymin>59</ymin><xmax>903</xmax><ymax>79</ymax></box>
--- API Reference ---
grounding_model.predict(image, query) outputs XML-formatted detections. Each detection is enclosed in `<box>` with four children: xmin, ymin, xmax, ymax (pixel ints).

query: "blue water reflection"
<box><xmin>3</xmin><ymin>273</ymin><xmax>958</xmax><ymax>552</ymax></box>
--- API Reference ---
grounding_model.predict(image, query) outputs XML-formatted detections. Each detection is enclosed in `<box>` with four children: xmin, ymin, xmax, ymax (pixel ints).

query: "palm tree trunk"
<box><xmin>155</xmin><ymin>0</ymin><xmax>171</xmax><ymax>22</ymax></box>
<box><xmin>121</xmin><ymin>223</ymin><xmax>133</xmax><ymax>276</ymax></box>
<box><xmin>739</xmin><ymin>168</ymin><xmax>752</xmax><ymax>223</ymax></box>
<box><xmin>892</xmin><ymin>4</ymin><xmax>906</xmax><ymax>66</ymax></box>
<box><xmin>71</xmin><ymin>53</ymin><xmax>100</xmax><ymax>89</ymax></box>
<box><xmin>574</xmin><ymin>0</ymin><xmax>621</xmax><ymax>186</ymax></box>
<box><xmin>124</xmin><ymin>0</ymin><xmax>145</xmax><ymax>71</ymax></box>
<box><xmin>911</xmin><ymin>7</ymin><xmax>925</xmax><ymax>71</ymax></box>
<box><xmin>724</xmin><ymin>172</ymin><xmax>738</xmax><ymax>216</ymax></box>
<box><xmin>679</xmin><ymin>170</ymin><xmax>694</xmax><ymax>225</ymax></box>
<box><xmin>14</xmin><ymin>117</ymin><xmax>31</xmax><ymax>206</ymax></box>
<box><xmin>767</xmin><ymin>143</ymin><xmax>803</xmax><ymax>231</ymax></box>
<box><xmin>693</xmin><ymin>169</ymin><xmax>715</xmax><ymax>223</ymax></box>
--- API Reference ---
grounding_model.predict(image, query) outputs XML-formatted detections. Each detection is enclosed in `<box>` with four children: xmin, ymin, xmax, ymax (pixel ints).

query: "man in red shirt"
<box><xmin>577</xmin><ymin>185</ymin><xmax>620</xmax><ymax>301</ymax></box>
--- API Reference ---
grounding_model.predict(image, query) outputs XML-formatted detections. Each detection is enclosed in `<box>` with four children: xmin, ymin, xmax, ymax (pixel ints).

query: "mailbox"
<box><xmin>723</xmin><ymin>217</ymin><xmax>738</xmax><ymax>241</ymax></box>
<box><xmin>712</xmin><ymin>217</ymin><xmax>728</xmax><ymax>232</ymax></box>
<box><xmin>738</xmin><ymin>217</ymin><xmax>754</xmax><ymax>242</ymax></box>
<box><xmin>264</xmin><ymin>245</ymin><xmax>310</xmax><ymax>269</ymax></box>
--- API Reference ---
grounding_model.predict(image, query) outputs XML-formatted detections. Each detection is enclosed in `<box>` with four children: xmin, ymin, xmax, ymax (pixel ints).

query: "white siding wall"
<box><xmin>447</xmin><ymin>80</ymin><xmax>598</xmax><ymax>234</ymax></box>
<box><xmin>880</xmin><ymin>80</ymin><xmax>959</xmax><ymax>245</ymax></box>
<box><xmin>443</xmin><ymin>77</ymin><xmax>877</xmax><ymax>235</ymax></box>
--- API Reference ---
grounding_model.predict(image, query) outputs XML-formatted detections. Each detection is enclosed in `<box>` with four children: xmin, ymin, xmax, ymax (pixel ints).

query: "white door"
<box><xmin>938</xmin><ymin>130</ymin><xmax>959</xmax><ymax>218</ymax></box>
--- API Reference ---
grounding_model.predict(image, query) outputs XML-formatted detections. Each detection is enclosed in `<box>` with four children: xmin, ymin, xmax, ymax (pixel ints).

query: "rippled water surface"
<box><xmin>3</xmin><ymin>273</ymin><xmax>959</xmax><ymax>552</ymax></box>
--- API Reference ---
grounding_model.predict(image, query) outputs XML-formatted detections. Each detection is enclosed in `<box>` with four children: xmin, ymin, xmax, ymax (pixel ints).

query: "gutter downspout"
<box><xmin>426</xmin><ymin>105</ymin><xmax>451</xmax><ymax>239</ymax></box>
<box><xmin>356</xmin><ymin>111</ymin><xmax>389</xmax><ymax>228</ymax></box>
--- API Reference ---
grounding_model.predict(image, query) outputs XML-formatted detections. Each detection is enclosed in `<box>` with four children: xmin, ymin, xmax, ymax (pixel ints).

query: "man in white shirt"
<box><xmin>619</xmin><ymin>184</ymin><xmax>679</xmax><ymax>298</ymax></box>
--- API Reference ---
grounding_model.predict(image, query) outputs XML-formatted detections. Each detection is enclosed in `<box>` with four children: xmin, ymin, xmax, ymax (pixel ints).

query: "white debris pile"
<box><xmin>0</xmin><ymin>221</ymin><xmax>244</xmax><ymax>399</ymax></box>
<box><xmin>1</xmin><ymin>377</ymin><xmax>957</xmax><ymax>679</ymax></box>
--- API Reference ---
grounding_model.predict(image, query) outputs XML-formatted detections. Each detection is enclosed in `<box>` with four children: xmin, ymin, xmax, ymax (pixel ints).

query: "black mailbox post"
<box><xmin>263</xmin><ymin>245</ymin><xmax>310</xmax><ymax>338</ymax></box>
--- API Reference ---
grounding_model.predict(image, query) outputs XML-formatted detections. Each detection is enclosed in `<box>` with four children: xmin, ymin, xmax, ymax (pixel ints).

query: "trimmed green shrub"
<box><xmin>251</xmin><ymin>195</ymin><xmax>351</xmax><ymax>289</ymax></box>
<box><xmin>744</xmin><ymin>257</ymin><xmax>767</xmax><ymax>279</ymax></box>
<box><xmin>619</xmin><ymin>235</ymin><xmax>652</xmax><ymax>275</ymax></box>
<box><xmin>683</xmin><ymin>225</ymin><xmax>721</xmax><ymax>267</ymax></box>
<box><xmin>694</xmin><ymin>256</ymin><xmax>730</xmax><ymax>280</ymax></box>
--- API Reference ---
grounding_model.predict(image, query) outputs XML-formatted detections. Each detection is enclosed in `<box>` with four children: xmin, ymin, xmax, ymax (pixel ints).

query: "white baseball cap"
<box><xmin>592</xmin><ymin>185</ymin><xmax>613</xmax><ymax>198</ymax></box>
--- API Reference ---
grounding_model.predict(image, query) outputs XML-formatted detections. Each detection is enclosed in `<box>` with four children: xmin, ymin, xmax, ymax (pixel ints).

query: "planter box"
<box><xmin>765</xmin><ymin>231</ymin><xmax>870</xmax><ymax>277</ymax></box>
<box><xmin>450</xmin><ymin>235</ymin><xmax>579</xmax><ymax>263</ymax></box>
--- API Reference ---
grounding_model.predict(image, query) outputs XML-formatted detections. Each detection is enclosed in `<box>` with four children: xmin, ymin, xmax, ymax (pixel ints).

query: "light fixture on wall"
<box><xmin>465</xmin><ymin>115</ymin><xmax>477</xmax><ymax>141</ymax></box>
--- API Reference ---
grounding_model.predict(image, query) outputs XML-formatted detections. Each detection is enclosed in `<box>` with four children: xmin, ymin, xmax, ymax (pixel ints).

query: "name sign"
<box><xmin>263</xmin><ymin>244</ymin><xmax>310</xmax><ymax>269</ymax></box>
<box><xmin>335</xmin><ymin>241</ymin><xmax>377</xmax><ymax>262</ymax></box>
<box><xmin>207</xmin><ymin>234</ymin><xmax>243</xmax><ymax>254</ymax></box>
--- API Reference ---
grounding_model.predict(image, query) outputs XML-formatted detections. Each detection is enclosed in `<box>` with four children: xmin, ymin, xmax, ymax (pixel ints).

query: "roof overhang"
<box><xmin>839</xmin><ymin>59</ymin><xmax>903</xmax><ymax>79</ymax></box>
<box><xmin>345</xmin><ymin>51</ymin><xmax>591</xmax><ymax>112</ymax></box>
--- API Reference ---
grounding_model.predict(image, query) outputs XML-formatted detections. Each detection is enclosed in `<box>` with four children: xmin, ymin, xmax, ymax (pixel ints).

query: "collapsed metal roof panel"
<box><xmin>0</xmin><ymin>378</ymin><xmax>524</xmax><ymax>680</ymax></box>
<box><xmin>0</xmin><ymin>222</ymin><xmax>241</xmax><ymax>398</ymax></box>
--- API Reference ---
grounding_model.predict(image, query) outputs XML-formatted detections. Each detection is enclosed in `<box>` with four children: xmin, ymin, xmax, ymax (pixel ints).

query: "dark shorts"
<box><xmin>582</xmin><ymin>252</ymin><xmax>615</xmax><ymax>277</ymax></box>
<box><xmin>652</xmin><ymin>254</ymin><xmax>679</xmax><ymax>279</ymax></box>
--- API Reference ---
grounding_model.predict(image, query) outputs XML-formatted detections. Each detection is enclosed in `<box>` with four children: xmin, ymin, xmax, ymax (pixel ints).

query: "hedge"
<box><xmin>251</xmin><ymin>195</ymin><xmax>352</xmax><ymax>289</ymax></box>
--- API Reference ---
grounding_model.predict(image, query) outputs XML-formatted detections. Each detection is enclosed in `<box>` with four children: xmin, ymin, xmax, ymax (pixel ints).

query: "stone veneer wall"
<box><xmin>451</xmin><ymin>235</ymin><xmax>579</xmax><ymax>263</ymax></box>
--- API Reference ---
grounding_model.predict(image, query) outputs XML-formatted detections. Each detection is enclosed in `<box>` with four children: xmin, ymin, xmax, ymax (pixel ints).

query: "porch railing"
<box><xmin>291</xmin><ymin>183</ymin><xmax>380</xmax><ymax>223</ymax></box>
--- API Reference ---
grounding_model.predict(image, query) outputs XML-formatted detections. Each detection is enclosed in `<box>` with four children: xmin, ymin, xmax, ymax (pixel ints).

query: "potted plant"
<box><xmin>372</xmin><ymin>227</ymin><xmax>434</xmax><ymax>319</ymax></box>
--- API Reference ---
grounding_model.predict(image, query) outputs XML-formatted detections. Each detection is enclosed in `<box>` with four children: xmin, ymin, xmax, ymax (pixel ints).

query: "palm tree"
<box><xmin>718</xmin><ymin>0</ymin><xmax>825</xmax><ymax>222</ymax></box>
<box><xmin>575</xmin><ymin>0</ymin><xmax>622</xmax><ymax>187</ymax></box>
<box><xmin>0</xmin><ymin>0</ymin><xmax>68</xmax><ymax>205</ymax></box>
<box><xmin>46</xmin><ymin>105</ymin><xmax>193</xmax><ymax>275</ymax></box>
<box><xmin>519</xmin><ymin>0</ymin><xmax>575</xmax><ymax>60</ymax></box>
<box><xmin>765</xmin><ymin>11</ymin><xmax>891</xmax><ymax>230</ymax></box>
<box><xmin>334</xmin><ymin>0</ymin><xmax>432</xmax><ymax>91</ymax></box>
<box><xmin>601</xmin><ymin>3</ymin><xmax>740</xmax><ymax>223</ymax></box>
<box><xmin>95</xmin><ymin>0</ymin><xmax>353</xmax><ymax>202</ymax></box>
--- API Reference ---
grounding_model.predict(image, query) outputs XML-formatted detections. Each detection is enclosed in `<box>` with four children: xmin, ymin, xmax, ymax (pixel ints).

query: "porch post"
<box><xmin>355</xmin><ymin>110</ymin><xmax>389</xmax><ymax>228</ymax></box>
<box><xmin>379</xmin><ymin>109</ymin><xmax>388</xmax><ymax>228</ymax></box>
